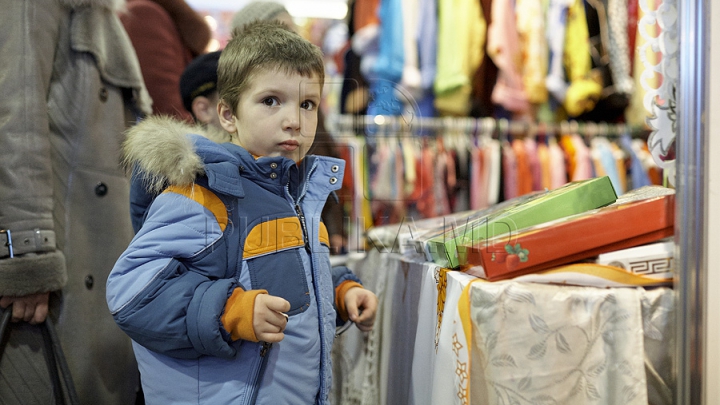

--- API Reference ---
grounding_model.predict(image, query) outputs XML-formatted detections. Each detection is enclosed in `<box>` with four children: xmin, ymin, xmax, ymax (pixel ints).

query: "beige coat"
<box><xmin>0</xmin><ymin>0</ymin><xmax>151</xmax><ymax>403</ymax></box>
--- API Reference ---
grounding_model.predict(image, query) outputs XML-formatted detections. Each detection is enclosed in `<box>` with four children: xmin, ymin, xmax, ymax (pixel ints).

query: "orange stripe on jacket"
<box><xmin>164</xmin><ymin>184</ymin><xmax>228</xmax><ymax>232</ymax></box>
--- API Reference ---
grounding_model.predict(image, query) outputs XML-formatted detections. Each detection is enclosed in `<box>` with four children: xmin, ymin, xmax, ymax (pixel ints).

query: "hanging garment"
<box><xmin>516</xmin><ymin>0</ymin><xmax>549</xmax><ymax>105</ymax></box>
<box><xmin>545</xmin><ymin>0</ymin><xmax>574</xmax><ymax>103</ymax></box>
<box><xmin>470</xmin><ymin>0</ymin><xmax>499</xmax><ymax>118</ymax></box>
<box><xmin>432</xmin><ymin>142</ymin><xmax>453</xmax><ymax>216</ymax></box>
<box><xmin>366</xmin><ymin>0</ymin><xmax>405</xmax><ymax>117</ymax></box>
<box><xmin>548</xmin><ymin>137</ymin><xmax>568</xmax><ymax>188</ymax></box>
<box><xmin>434</xmin><ymin>0</ymin><xmax>485</xmax><ymax>115</ymax></box>
<box><xmin>571</xmin><ymin>133</ymin><xmax>594</xmax><ymax>181</ymax></box>
<box><xmin>486</xmin><ymin>138</ymin><xmax>502</xmax><ymax>205</ymax></box>
<box><xmin>512</xmin><ymin>138</ymin><xmax>533</xmax><ymax>195</ymax></box>
<box><xmin>577</xmin><ymin>0</ymin><xmax>630</xmax><ymax>123</ymax></box>
<box><xmin>562</xmin><ymin>0</ymin><xmax>603</xmax><ymax>117</ymax></box>
<box><xmin>604</xmin><ymin>0</ymin><xmax>634</xmax><ymax>95</ymax></box>
<box><xmin>610</xmin><ymin>141</ymin><xmax>628</xmax><ymax>193</ymax></box>
<box><xmin>524</xmin><ymin>137</ymin><xmax>543</xmax><ymax>191</ymax></box>
<box><xmin>487</xmin><ymin>0</ymin><xmax>530</xmax><ymax>114</ymax></box>
<box><xmin>537</xmin><ymin>138</ymin><xmax>552</xmax><ymax>190</ymax></box>
<box><xmin>619</xmin><ymin>132</ymin><xmax>651</xmax><ymax>190</ymax></box>
<box><xmin>410</xmin><ymin>143</ymin><xmax>437</xmax><ymax>218</ymax></box>
<box><xmin>591</xmin><ymin>136</ymin><xmax>623</xmax><ymax>193</ymax></box>
<box><xmin>502</xmin><ymin>140</ymin><xmax>518</xmax><ymax>199</ymax></box>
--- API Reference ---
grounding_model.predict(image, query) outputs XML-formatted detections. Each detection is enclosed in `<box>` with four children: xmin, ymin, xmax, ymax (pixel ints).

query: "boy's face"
<box><xmin>219</xmin><ymin>69</ymin><xmax>321</xmax><ymax>163</ymax></box>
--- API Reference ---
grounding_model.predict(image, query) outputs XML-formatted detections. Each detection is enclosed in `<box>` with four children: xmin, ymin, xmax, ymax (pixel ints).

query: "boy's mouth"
<box><xmin>279</xmin><ymin>140</ymin><xmax>300</xmax><ymax>151</ymax></box>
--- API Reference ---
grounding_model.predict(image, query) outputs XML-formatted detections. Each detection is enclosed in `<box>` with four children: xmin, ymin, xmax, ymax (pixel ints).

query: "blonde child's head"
<box><xmin>218</xmin><ymin>20</ymin><xmax>325</xmax><ymax>114</ymax></box>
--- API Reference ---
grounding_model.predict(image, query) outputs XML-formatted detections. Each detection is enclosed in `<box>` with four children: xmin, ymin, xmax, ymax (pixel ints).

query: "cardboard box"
<box><xmin>464</xmin><ymin>186</ymin><xmax>675</xmax><ymax>280</ymax></box>
<box><xmin>595</xmin><ymin>238</ymin><xmax>674</xmax><ymax>279</ymax></box>
<box><xmin>425</xmin><ymin>176</ymin><xmax>618</xmax><ymax>268</ymax></box>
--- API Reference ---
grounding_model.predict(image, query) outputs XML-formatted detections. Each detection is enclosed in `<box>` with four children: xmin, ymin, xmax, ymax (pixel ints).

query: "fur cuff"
<box><xmin>0</xmin><ymin>251</ymin><xmax>67</xmax><ymax>296</ymax></box>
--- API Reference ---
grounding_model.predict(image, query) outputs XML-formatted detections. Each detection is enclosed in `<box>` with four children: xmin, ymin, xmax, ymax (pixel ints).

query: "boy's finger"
<box><xmin>258</xmin><ymin>332</ymin><xmax>285</xmax><ymax>344</ymax></box>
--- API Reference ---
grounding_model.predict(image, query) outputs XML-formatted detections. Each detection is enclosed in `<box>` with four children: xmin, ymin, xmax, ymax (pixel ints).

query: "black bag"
<box><xmin>0</xmin><ymin>305</ymin><xmax>79</xmax><ymax>405</ymax></box>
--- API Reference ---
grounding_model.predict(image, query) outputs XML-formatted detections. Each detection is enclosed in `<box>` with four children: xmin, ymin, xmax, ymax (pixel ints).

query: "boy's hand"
<box><xmin>253</xmin><ymin>294</ymin><xmax>290</xmax><ymax>343</ymax></box>
<box><xmin>343</xmin><ymin>287</ymin><xmax>378</xmax><ymax>332</ymax></box>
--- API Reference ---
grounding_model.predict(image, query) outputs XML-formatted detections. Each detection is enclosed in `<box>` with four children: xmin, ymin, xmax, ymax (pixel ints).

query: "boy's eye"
<box><xmin>301</xmin><ymin>100</ymin><xmax>316</xmax><ymax>111</ymax></box>
<box><xmin>262</xmin><ymin>97</ymin><xmax>279</xmax><ymax>107</ymax></box>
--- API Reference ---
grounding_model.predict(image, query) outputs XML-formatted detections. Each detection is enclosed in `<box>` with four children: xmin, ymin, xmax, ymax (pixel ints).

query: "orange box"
<box><xmin>464</xmin><ymin>187</ymin><xmax>675</xmax><ymax>281</ymax></box>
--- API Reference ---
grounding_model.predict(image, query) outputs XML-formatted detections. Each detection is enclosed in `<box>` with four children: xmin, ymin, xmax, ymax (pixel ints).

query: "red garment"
<box><xmin>627</xmin><ymin>0</ymin><xmax>639</xmax><ymax>70</ymax></box>
<box><xmin>409</xmin><ymin>143</ymin><xmax>436</xmax><ymax>218</ymax></box>
<box><xmin>120</xmin><ymin>0</ymin><xmax>210</xmax><ymax>121</ymax></box>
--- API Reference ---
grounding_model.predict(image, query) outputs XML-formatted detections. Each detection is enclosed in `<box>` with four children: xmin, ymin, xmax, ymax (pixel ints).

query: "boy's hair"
<box><xmin>218</xmin><ymin>20</ymin><xmax>325</xmax><ymax>112</ymax></box>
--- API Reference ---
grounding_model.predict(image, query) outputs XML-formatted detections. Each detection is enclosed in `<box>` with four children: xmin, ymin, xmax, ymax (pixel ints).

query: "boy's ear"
<box><xmin>217</xmin><ymin>100</ymin><xmax>237</xmax><ymax>134</ymax></box>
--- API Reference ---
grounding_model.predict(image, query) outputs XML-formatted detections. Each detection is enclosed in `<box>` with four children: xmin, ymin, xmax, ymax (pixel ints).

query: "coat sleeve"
<box><xmin>120</xmin><ymin>0</ymin><xmax>196</xmax><ymax>121</ymax></box>
<box><xmin>107</xmin><ymin>190</ymin><xmax>239</xmax><ymax>359</ymax></box>
<box><xmin>0</xmin><ymin>0</ymin><xmax>67</xmax><ymax>296</ymax></box>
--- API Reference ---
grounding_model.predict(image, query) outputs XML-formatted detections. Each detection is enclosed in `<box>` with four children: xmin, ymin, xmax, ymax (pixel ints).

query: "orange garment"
<box><xmin>559</xmin><ymin>134</ymin><xmax>577</xmax><ymax>181</ymax></box>
<box><xmin>512</xmin><ymin>138</ymin><xmax>533</xmax><ymax>195</ymax></box>
<box><xmin>354</xmin><ymin>0</ymin><xmax>381</xmax><ymax>32</ymax></box>
<box><xmin>537</xmin><ymin>140</ymin><xmax>552</xmax><ymax>190</ymax></box>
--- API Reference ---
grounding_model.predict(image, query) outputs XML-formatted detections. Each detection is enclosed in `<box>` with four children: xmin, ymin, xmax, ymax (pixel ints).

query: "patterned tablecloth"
<box><xmin>331</xmin><ymin>249</ymin><xmax>674</xmax><ymax>405</ymax></box>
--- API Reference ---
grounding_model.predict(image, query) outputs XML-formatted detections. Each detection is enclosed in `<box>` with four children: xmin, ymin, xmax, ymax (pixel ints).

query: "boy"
<box><xmin>107</xmin><ymin>21</ymin><xmax>377</xmax><ymax>404</ymax></box>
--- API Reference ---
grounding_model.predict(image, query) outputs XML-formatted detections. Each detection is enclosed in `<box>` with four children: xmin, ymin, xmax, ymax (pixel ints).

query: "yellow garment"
<box><xmin>562</xmin><ymin>0</ymin><xmax>602</xmax><ymax>116</ymax></box>
<box><xmin>434</xmin><ymin>0</ymin><xmax>485</xmax><ymax>115</ymax></box>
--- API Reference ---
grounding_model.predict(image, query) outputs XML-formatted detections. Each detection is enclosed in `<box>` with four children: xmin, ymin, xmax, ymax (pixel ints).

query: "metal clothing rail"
<box><xmin>330</xmin><ymin>114</ymin><xmax>648</xmax><ymax>138</ymax></box>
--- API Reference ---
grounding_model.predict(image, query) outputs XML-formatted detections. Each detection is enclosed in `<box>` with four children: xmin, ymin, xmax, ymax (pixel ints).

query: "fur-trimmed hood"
<box><xmin>123</xmin><ymin>115</ymin><xmax>232</xmax><ymax>193</ymax></box>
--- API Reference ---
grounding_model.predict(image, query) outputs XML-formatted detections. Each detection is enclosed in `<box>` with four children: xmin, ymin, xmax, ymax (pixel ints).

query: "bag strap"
<box><xmin>0</xmin><ymin>305</ymin><xmax>80</xmax><ymax>405</ymax></box>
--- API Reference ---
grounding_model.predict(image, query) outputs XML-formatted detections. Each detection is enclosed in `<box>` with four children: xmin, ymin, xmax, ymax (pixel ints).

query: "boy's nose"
<box><xmin>283</xmin><ymin>108</ymin><xmax>301</xmax><ymax>132</ymax></box>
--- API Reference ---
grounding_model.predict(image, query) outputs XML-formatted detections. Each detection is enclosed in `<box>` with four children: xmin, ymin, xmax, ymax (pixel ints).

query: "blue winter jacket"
<box><xmin>106</xmin><ymin>117</ymin><xmax>358</xmax><ymax>404</ymax></box>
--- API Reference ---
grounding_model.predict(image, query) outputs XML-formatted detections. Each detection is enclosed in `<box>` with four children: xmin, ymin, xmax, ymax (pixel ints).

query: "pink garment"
<box><xmin>477</xmin><ymin>143</ymin><xmax>491</xmax><ymax>210</ymax></box>
<box><xmin>524</xmin><ymin>138</ymin><xmax>543</xmax><ymax>191</ymax></box>
<box><xmin>548</xmin><ymin>138</ymin><xmax>567</xmax><ymax>189</ymax></box>
<box><xmin>502</xmin><ymin>140</ymin><xmax>518</xmax><ymax>200</ymax></box>
<box><xmin>487</xmin><ymin>0</ymin><xmax>530</xmax><ymax>114</ymax></box>
<box><xmin>433</xmin><ymin>146</ymin><xmax>452</xmax><ymax>216</ymax></box>
<box><xmin>469</xmin><ymin>144</ymin><xmax>482</xmax><ymax>210</ymax></box>
<box><xmin>571</xmin><ymin>134</ymin><xmax>593</xmax><ymax>180</ymax></box>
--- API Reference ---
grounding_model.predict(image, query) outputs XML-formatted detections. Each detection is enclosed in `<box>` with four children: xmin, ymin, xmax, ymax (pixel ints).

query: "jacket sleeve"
<box><xmin>0</xmin><ymin>0</ymin><xmax>67</xmax><ymax>296</ymax></box>
<box><xmin>331</xmin><ymin>265</ymin><xmax>363</xmax><ymax>326</ymax></box>
<box><xmin>107</xmin><ymin>190</ymin><xmax>238</xmax><ymax>359</ymax></box>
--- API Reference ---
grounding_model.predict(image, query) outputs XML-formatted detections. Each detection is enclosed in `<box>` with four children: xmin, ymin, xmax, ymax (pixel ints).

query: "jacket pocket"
<box><xmin>246</xmin><ymin>249</ymin><xmax>310</xmax><ymax>316</ymax></box>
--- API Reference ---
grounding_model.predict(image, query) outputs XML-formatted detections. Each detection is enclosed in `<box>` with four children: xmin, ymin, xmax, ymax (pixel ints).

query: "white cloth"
<box><xmin>468</xmin><ymin>282</ymin><xmax>649</xmax><ymax>404</ymax></box>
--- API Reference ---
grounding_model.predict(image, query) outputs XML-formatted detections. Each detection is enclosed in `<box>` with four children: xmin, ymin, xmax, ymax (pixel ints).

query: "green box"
<box><xmin>425</xmin><ymin>176</ymin><xmax>618</xmax><ymax>268</ymax></box>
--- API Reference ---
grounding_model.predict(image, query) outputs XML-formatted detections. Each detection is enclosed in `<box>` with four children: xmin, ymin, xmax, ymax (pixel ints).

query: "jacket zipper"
<box><xmin>248</xmin><ymin>342</ymin><xmax>272</xmax><ymax>404</ymax></box>
<box><xmin>295</xmin><ymin>203</ymin><xmax>311</xmax><ymax>252</ymax></box>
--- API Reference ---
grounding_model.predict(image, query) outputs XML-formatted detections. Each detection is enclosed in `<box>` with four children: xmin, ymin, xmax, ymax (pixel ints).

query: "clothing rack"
<box><xmin>330</xmin><ymin>114</ymin><xmax>648</xmax><ymax>139</ymax></box>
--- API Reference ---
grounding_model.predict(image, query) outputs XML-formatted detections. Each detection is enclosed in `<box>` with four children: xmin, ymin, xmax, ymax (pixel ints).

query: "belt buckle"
<box><xmin>1</xmin><ymin>229</ymin><xmax>13</xmax><ymax>258</ymax></box>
